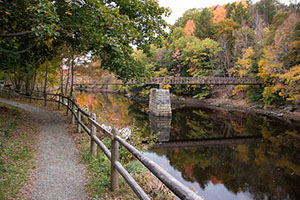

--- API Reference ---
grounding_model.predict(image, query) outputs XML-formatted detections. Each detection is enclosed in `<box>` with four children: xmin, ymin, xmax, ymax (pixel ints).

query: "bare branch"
<box><xmin>0</xmin><ymin>31</ymin><xmax>33</xmax><ymax>37</ymax></box>
<box><xmin>0</xmin><ymin>42</ymin><xmax>37</xmax><ymax>54</ymax></box>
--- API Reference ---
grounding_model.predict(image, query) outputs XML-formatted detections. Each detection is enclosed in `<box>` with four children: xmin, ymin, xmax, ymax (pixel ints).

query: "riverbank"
<box><xmin>129</xmin><ymin>93</ymin><xmax>300</xmax><ymax>123</ymax></box>
<box><xmin>75</xmin><ymin>87</ymin><xmax>300</xmax><ymax>123</ymax></box>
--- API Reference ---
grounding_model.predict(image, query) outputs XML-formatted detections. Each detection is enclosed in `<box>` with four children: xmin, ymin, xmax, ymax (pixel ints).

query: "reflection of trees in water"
<box><xmin>151</xmin><ymin>119</ymin><xmax>300</xmax><ymax>200</ymax></box>
<box><xmin>76</xmin><ymin>92</ymin><xmax>134</xmax><ymax>127</ymax></box>
<box><xmin>76</xmin><ymin>92</ymin><xmax>300</xmax><ymax>198</ymax></box>
<box><xmin>170</xmin><ymin>108</ymin><xmax>263</xmax><ymax>140</ymax></box>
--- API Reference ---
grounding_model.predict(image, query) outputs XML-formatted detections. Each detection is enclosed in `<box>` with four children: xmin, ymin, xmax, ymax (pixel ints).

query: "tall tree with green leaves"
<box><xmin>0</xmin><ymin>0</ymin><xmax>170</xmax><ymax>85</ymax></box>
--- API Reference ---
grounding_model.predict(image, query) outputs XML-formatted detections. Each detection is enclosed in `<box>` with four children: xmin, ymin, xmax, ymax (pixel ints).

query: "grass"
<box><xmin>71</xmin><ymin>129</ymin><xmax>176</xmax><ymax>200</ymax></box>
<box><xmin>0</xmin><ymin>102</ymin><xmax>37</xmax><ymax>200</ymax></box>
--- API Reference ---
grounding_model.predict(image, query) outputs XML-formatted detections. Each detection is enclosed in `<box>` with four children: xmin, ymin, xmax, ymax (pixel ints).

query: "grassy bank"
<box><xmin>70</xmin><ymin>127</ymin><xmax>176</xmax><ymax>200</ymax></box>
<box><xmin>0</xmin><ymin>102</ymin><xmax>37</xmax><ymax>200</ymax></box>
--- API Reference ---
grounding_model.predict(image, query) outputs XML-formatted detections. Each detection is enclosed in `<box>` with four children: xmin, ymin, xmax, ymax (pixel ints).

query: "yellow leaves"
<box><xmin>45</xmin><ymin>38</ymin><xmax>53</xmax><ymax>49</ymax></box>
<box><xmin>162</xmin><ymin>84</ymin><xmax>171</xmax><ymax>89</ymax></box>
<box><xmin>278</xmin><ymin>65</ymin><xmax>300</xmax><ymax>84</ymax></box>
<box><xmin>258</xmin><ymin>49</ymin><xmax>282</xmax><ymax>82</ymax></box>
<box><xmin>232</xmin><ymin>85</ymin><xmax>247</xmax><ymax>96</ymax></box>
<box><xmin>0</xmin><ymin>10</ymin><xmax>11</xmax><ymax>15</ymax></box>
<box><xmin>232</xmin><ymin>47</ymin><xmax>254</xmax><ymax>78</ymax></box>
<box><xmin>65</xmin><ymin>10</ymin><xmax>72</xmax><ymax>15</ymax></box>
<box><xmin>276</xmin><ymin>65</ymin><xmax>300</xmax><ymax>103</ymax></box>
<box><xmin>236</xmin><ymin>145</ymin><xmax>249</xmax><ymax>163</ymax></box>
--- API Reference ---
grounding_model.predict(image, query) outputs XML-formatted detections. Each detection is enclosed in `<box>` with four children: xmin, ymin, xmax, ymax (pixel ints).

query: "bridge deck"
<box><xmin>75</xmin><ymin>77</ymin><xmax>263</xmax><ymax>86</ymax></box>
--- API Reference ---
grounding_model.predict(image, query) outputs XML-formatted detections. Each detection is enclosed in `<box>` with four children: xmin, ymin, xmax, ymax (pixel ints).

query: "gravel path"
<box><xmin>0</xmin><ymin>98</ymin><xmax>88</xmax><ymax>200</ymax></box>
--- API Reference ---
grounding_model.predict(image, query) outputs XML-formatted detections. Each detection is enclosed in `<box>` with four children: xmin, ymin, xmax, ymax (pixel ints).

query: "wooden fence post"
<box><xmin>90</xmin><ymin>113</ymin><xmax>97</xmax><ymax>156</ymax></box>
<box><xmin>77</xmin><ymin>105</ymin><xmax>81</xmax><ymax>133</ymax></box>
<box><xmin>111</xmin><ymin>128</ymin><xmax>119</xmax><ymax>191</ymax></box>
<box><xmin>8</xmin><ymin>87</ymin><xmax>11</xmax><ymax>99</ymax></box>
<box><xmin>58</xmin><ymin>95</ymin><xmax>61</xmax><ymax>110</ymax></box>
<box><xmin>72</xmin><ymin>100</ymin><xmax>75</xmax><ymax>125</ymax></box>
<box><xmin>44</xmin><ymin>93</ymin><xmax>47</xmax><ymax>106</ymax></box>
<box><xmin>66</xmin><ymin>98</ymin><xmax>69</xmax><ymax>116</ymax></box>
<box><xmin>29</xmin><ymin>91</ymin><xmax>32</xmax><ymax>103</ymax></box>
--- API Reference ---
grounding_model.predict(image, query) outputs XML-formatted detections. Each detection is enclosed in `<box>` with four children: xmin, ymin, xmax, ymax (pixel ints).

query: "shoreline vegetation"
<box><xmin>76</xmin><ymin>87</ymin><xmax>300</xmax><ymax>123</ymax></box>
<box><xmin>0</xmin><ymin>102</ymin><xmax>37</xmax><ymax>200</ymax></box>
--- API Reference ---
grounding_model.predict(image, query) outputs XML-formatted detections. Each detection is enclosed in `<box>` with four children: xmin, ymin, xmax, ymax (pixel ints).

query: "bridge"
<box><xmin>151</xmin><ymin>136</ymin><xmax>260</xmax><ymax>149</ymax></box>
<box><xmin>75</xmin><ymin>76</ymin><xmax>263</xmax><ymax>117</ymax></box>
<box><xmin>75</xmin><ymin>77</ymin><xmax>263</xmax><ymax>87</ymax></box>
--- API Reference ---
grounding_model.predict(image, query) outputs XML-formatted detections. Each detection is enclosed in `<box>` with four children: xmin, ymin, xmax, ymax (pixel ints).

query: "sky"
<box><xmin>158</xmin><ymin>0</ymin><xmax>294</xmax><ymax>25</ymax></box>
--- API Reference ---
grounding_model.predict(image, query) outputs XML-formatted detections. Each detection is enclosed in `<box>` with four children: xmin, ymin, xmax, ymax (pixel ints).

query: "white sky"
<box><xmin>158</xmin><ymin>0</ymin><xmax>295</xmax><ymax>25</ymax></box>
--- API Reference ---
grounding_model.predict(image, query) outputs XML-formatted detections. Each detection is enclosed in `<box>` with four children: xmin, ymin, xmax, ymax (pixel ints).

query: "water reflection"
<box><xmin>75</xmin><ymin>91</ymin><xmax>300</xmax><ymax>200</ymax></box>
<box><xmin>149</xmin><ymin>114</ymin><xmax>171</xmax><ymax>142</ymax></box>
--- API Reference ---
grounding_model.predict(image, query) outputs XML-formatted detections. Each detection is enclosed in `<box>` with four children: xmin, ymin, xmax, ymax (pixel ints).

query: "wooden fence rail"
<box><xmin>1</xmin><ymin>87</ymin><xmax>202</xmax><ymax>200</ymax></box>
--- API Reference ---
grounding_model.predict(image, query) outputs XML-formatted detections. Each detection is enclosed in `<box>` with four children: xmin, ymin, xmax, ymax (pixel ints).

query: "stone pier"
<box><xmin>149</xmin><ymin>88</ymin><xmax>172</xmax><ymax>117</ymax></box>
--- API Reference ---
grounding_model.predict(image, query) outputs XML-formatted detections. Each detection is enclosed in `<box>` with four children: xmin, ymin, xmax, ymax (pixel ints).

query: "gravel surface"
<box><xmin>0</xmin><ymin>98</ymin><xmax>88</xmax><ymax>200</ymax></box>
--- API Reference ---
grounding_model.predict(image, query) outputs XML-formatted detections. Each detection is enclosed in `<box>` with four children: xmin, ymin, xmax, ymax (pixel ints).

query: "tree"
<box><xmin>225</xmin><ymin>1</ymin><xmax>250</xmax><ymax>25</ymax></box>
<box><xmin>172</xmin><ymin>8</ymin><xmax>215</xmax><ymax>40</ymax></box>
<box><xmin>230</xmin><ymin>47</ymin><xmax>255</xmax><ymax>78</ymax></box>
<box><xmin>254</xmin><ymin>0</ymin><xmax>278</xmax><ymax>26</ymax></box>
<box><xmin>182</xmin><ymin>38</ymin><xmax>221</xmax><ymax>77</ymax></box>
<box><xmin>275</xmin><ymin>65</ymin><xmax>300</xmax><ymax>103</ymax></box>
<box><xmin>230</xmin><ymin>47</ymin><xmax>255</xmax><ymax>96</ymax></box>
<box><xmin>234</xmin><ymin>26</ymin><xmax>255</xmax><ymax>58</ymax></box>
<box><xmin>215</xmin><ymin>19</ymin><xmax>240</xmax><ymax>76</ymax></box>
<box><xmin>258</xmin><ymin>48</ymin><xmax>284</xmax><ymax>105</ymax></box>
<box><xmin>184</xmin><ymin>20</ymin><xmax>196</xmax><ymax>36</ymax></box>
<box><xmin>194</xmin><ymin>8</ymin><xmax>215</xmax><ymax>40</ymax></box>
<box><xmin>0</xmin><ymin>0</ymin><xmax>170</xmax><ymax>84</ymax></box>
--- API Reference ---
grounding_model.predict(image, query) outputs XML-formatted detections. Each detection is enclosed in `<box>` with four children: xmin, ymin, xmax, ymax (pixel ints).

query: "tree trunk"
<box><xmin>29</xmin><ymin>70</ymin><xmax>37</xmax><ymax>102</ymax></box>
<box><xmin>60</xmin><ymin>66</ymin><xmax>64</xmax><ymax>96</ymax></box>
<box><xmin>44</xmin><ymin>71</ymin><xmax>48</xmax><ymax>106</ymax></box>
<box><xmin>70</xmin><ymin>53</ymin><xmax>75</xmax><ymax>98</ymax></box>
<box><xmin>65</xmin><ymin>71</ymin><xmax>70</xmax><ymax>97</ymax></box>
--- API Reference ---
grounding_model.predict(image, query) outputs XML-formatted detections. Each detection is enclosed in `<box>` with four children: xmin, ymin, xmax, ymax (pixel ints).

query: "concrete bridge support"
<box><xmin>149</xmin><ymin>88</ymin><xmax>172</xmax><ymax>117</ymax></box>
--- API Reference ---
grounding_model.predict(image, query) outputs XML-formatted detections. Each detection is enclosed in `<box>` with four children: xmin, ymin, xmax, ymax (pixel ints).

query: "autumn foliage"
<box><xmin>132</xmin><ymin>0</ymin><xmax>300</xmax><ymax>108</ymax></box>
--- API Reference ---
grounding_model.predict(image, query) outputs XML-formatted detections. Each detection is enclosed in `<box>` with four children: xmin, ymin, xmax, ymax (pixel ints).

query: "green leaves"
<box><xmin>0</xmin><ymin>0</ymin><xmax>169</xmax><ymax>81</ymax></box>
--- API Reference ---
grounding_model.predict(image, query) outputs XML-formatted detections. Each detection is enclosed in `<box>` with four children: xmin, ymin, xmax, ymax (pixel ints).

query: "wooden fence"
<box><xmin>1</xmin><ymin>87</ymin><xmax>202</xmax><ymax>200</ymax></box>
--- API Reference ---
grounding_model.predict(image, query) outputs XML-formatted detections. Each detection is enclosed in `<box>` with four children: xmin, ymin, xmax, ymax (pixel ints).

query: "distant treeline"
<box><xmin>133</xmin><ymin>0</ymin><xmax>300</xmax><ymax>107</ymax></box>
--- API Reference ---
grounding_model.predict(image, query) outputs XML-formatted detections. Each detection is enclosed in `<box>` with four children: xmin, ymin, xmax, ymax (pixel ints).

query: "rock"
<box><xmin>276</xmin><ymin>113</ymin><xmax>284</xmax><ymax>117</ymax></box>
<box><xmin>284</xmin><ymin>104</ymin><xmax>294</xmax><ymax>112</ymax></box>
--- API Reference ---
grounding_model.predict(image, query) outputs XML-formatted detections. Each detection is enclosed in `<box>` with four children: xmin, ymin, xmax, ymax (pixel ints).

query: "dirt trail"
<box><xmin>0</xmin><ymin>98</ymin><xmax>88</xmax><ymax>200</ymax></box>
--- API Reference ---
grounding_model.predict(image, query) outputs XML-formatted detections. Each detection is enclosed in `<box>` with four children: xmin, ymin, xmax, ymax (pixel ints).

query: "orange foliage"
<box><xmin>184</xmin><ymin>20</ymin><xmax>195</xmax><ymax>36</ymax></box>
<box><xmin>209</xmin><ymin>5</ymin><xmax>226</xmax><ymax>23</ymax></box>
<box><xmin>210</xmin><ymin>176</ymin><xmax>222</xmax><ymax>185</ymax></box>
<box><xmin>76</xmin><ymin>93</ymin><xmax>98</xmax><ymax>110</ymax></box>
<box><xmin>184</xmin><ymin>165</ymin><xmax>193</xmax><ymax>177</ymax></box>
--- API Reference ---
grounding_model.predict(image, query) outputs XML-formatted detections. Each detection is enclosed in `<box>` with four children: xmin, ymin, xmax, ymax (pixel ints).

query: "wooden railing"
<box><xmin>1</xmin><ymin>87</ymin><xmax>202</xmax><ymax>200</ymax></box>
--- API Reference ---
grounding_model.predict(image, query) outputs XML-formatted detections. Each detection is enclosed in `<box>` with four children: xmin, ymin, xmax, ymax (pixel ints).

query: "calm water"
<box><xmin>76</xmin><ymin>91</ymin><xmax>300</xmax><ymax>200</ymax></box>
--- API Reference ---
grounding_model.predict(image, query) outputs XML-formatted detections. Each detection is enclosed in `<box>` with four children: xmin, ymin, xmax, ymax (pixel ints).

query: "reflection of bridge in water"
<box><xmin>149</xmin><ymin>113</ymin><xmax>261</xmax><ymax>148</ymax></box>
<box><xmin>151</xmin><ymin>136</ymin><xmax>260</xmax><ymax>149</ymax></box>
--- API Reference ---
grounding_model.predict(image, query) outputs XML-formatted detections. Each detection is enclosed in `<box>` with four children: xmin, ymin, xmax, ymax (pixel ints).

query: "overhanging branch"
<box><xmin>0</xmin><ymin>31</ymin><xmax>33</xmax><ymax>37</ymax></box>
<box><xmin>0</xmin><ymin>42</ymin><xmax>37</xmax><ymax>54</ymax></box>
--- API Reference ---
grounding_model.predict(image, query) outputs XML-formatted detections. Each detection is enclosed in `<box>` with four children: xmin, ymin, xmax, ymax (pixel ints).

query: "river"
<box><xmin>75</xmin><ymin>91</ymin><xmax>300</xmax><ymax>200</ymax></box>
